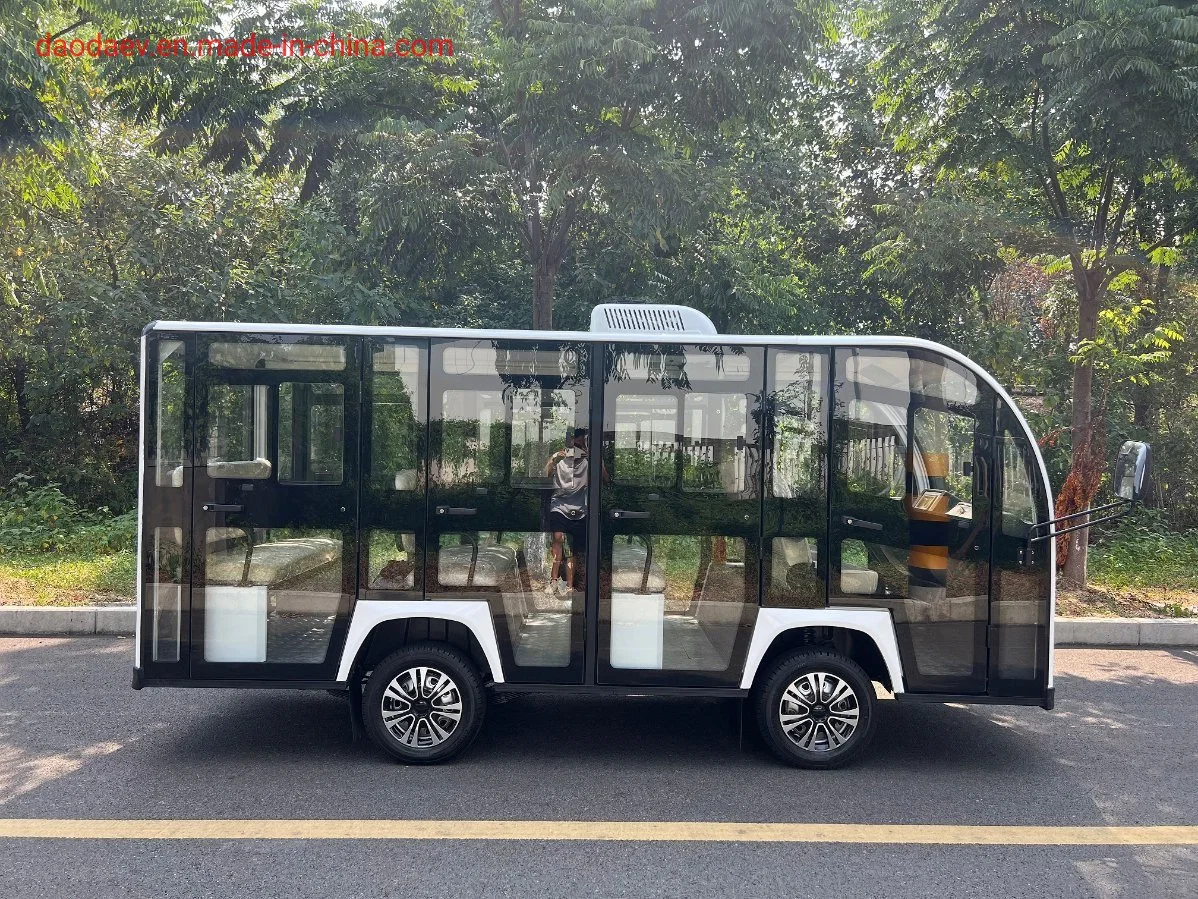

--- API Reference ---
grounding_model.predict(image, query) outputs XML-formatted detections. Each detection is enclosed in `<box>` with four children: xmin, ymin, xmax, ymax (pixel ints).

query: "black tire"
<box><xmin>755</xmin><ymin>648</ymin><xmax>877</xmax><ymax>769</ymax></box>
<box><xmin>362</xmin><ymin>642</ymin><xmax>486</xmax><ymax>764</ymax></box>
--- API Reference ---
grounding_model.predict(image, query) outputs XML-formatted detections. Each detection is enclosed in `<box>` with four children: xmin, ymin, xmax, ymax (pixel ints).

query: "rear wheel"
<box><xmin>363</xmin><ymin>643</ymin><xmax>486</xmax><ymax>764</ymax></box>
<box><xmin>755</xmin><ymin>648</ymin><xmax>876</xmax><ymax>769</ymax></box>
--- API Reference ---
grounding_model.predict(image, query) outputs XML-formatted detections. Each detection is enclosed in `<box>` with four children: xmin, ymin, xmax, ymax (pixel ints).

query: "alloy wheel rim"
<box><xmin>381</xmin><ymin>666</ymin><xmax>463</xmax><ymax>749</ymax></box>
<box><xmin>778</xmin><ymin>671</ymin><xmax>860</xmax><ymax>752</ymax></box>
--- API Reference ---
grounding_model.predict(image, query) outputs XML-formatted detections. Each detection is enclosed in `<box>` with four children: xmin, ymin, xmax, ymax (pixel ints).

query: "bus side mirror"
<box><xmin>1113</xmin><ymin>440</ymin><xmax>1151</xmax><ymax>502</ymax></box>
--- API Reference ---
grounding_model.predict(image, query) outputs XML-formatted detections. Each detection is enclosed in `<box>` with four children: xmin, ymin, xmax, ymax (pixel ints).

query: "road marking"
<box><xmin>0</xmin><ymin>819</ymin><xmax>1195</xmax><ymax>844</ymax></box>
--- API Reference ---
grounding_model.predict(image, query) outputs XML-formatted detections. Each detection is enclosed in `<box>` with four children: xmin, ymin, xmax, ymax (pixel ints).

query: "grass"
<box><xmin>1071</xmin><ymin>524</ymin><xmax>1198</xmax><ymax>617</ymax></box>
<box><xmin>1088</xmin><ymin>528</ymin><xmax>1198</xmax><ymax>591</ymax></box>
<box><xmin>0</xmin><ymin>550</ymin><xmax>135</xmax><ymax>606</ymax></box>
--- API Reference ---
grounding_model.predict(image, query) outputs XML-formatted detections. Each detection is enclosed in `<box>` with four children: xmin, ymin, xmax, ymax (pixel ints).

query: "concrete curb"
<box><xmin>1054</xmin><ymin>616</ymin><xmax>1198</xmax><ymax>647</ymax></box>
<box><xmin>1</xmin><ymin>607</ymin><xmax>1197</xmax><ymax>646</ymax></box>
<box><xmin>0</xmin><ymin>606</ymin><xmax>136</xmax><ymax>636</ymax></box>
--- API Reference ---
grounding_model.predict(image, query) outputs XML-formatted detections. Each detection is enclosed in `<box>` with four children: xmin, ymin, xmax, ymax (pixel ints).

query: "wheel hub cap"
<box><xmin>778</xmin><ymin>671</ymin><xmax>860</xmax><ymax>752</ymax></box>
<box><xmin>380</xmin><ymin>666</ymin><xmax>463</xmax><ymax>749</ymax></box>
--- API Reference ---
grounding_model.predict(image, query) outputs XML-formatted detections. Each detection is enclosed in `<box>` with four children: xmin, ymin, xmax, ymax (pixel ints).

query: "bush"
<box><xmin>0</xmin><ymin>475</ymin><xmax>136</xmax><ymax>556</ymax></box>
<box><xmin>1089</xmin><ymin>508</ymin><xmax>1198</xmax><ymax>590</ymax></box>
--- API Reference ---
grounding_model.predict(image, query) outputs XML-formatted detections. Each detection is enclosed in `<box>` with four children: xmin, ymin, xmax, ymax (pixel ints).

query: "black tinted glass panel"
<box><xmin>830</xmin><ymin>349</ymin><xmax>993</xmax><ymax>693</ymax></box>
<box><xmin>278</xmin><ymin>382</ymin><xmax>344</xmax><ymax>484</ymax></box>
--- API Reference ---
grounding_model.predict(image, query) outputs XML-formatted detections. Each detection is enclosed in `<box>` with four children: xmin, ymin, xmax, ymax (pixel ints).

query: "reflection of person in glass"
<box><xmin>544</xmin><ymin>428</ymin><xmax>591</xmax><ymax>596</ymax></box>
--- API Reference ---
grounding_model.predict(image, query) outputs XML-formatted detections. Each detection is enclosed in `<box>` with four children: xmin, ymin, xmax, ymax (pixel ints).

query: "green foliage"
<box><xmin>1</xmin><ymin>0</ymin><xmax>1198</xmax><ymax>598</ymax></box>
<box><xmin>0</xmin><ymin>475</ymin><xmax>135</xmax><ymax>555</ymax></box>
<box><xmin>1070</xmin><ymin>298</ymin><xmax>1184</xmax><ymax>388</ymax></box>
<box><xmin>1089</xmin><ymin>510</ymin><xmax>1198</xmax><ymax>593</ymax></box>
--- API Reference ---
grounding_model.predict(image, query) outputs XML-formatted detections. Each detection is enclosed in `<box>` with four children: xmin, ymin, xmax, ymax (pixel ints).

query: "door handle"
<box><xmin>202</xmin><ymin>503</ymin><xmax>244</xmax><ymax>513</ymax></box>
<box><xmin>841</xmin><ymin>515</ymin><xmax>882</xmax><ymax>531</ymax></box>
<box><xmin>611</xmin><ymin>509</ymin><xmax>650</xmax><ymax>519</ymax></box>
<box><xmin>436</xmin><ymin>506</ymin><xmax>477</xmax><ymax>516</ymax></box>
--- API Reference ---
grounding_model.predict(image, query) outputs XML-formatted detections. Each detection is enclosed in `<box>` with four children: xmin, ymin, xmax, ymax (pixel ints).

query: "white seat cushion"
<box><xmin>207</xmin><ymin>537</ymin><xmax>341</xmax><ymax>586</ymax></box>
<box><xmin>438</xmin><ymin>543</ymin><xmax>518</xmax><ymax>588</ymax></box>
<box><xmin>840</xmin><ymin>568</ymin><xmax>879</xmax><ymax>595</ymax></box>
<box><xmin>207</xmin><ymin>458</ymin><xmax>272</xmax><ymax>479</ymax></box>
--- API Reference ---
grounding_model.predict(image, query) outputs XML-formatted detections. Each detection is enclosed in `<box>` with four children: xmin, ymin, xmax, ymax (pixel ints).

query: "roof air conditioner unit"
<box><xmin>589</xmin><ymin>303</ymin><xmax>718</xmax><ymax>336</ymax></box>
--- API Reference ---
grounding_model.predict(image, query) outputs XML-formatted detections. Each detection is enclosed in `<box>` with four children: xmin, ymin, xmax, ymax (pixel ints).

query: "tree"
<box><xmin>0</xmin><ymin>0</ymin><xmax>206</xmax><ymax>150</ymax></box>
<box><xmin>114</xmin><ymin>0</ymin><xmax>834</xmax><ymax>327</ymax></box>
<box><xmin>863</xmin><ymin>0</ymin><xmax>1198</xmax><ymax>582</ymax></box>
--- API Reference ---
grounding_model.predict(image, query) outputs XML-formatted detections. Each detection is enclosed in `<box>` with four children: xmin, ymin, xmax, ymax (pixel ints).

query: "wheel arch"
<box><xmin>741</xmin><ymin>608</ymin><xmax>905</xmax><ymax>694</ymax></box>
<box><xmin>337</xmin><ymin>601</ymin><xmax>503</xmax><ymax>684</ymax></box>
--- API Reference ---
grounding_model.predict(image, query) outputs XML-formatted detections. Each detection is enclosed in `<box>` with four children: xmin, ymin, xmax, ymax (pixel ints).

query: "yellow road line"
<box><xmin>0</xmin><ymin>819</ymin><xmax>1195</xmax><ymax>844</ymax></box>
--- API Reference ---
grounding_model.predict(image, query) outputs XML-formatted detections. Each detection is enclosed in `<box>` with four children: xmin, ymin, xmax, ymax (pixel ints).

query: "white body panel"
<box><xmin>739</xmin><ymin>607</ymin><xmax>907</xmax><ymax>693</ymax></box>
<box><xmin>134</xmin><ymin>334</ymin><xmax>147</xmax><ymax>669</ymax></box>
<box><xmin>336</xmin><ymin>600</ymin><xmax>505</xmax><ymax>683</ymax></box>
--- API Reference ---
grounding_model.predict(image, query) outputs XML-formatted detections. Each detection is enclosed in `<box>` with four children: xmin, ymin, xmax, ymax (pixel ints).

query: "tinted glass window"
<box><xmin>681</xmin><ymin>393</ymin><xmax>749</xmax><ymax>493</ymax></box>
<box><xmin>202</xmin><ymin>527</ymin><xmax>343</xmax><ymax>664</ymax></box>
<box><xmin>830</xmin><ymin>348</ymin><xmax>993</xmax><ymax>692</ymax></box>
<box><xmin>155</xmin><ymin>340</ymin><xmax>187</xmax><ymax>488</ymax></box>
<box><xmin>371</xmin><ymin>343</ymin><xmax>424</xmax><ymax>491</ymax></box>
<box><xmin>613</xmin><ymin>394</ymin><xmax>677</xmax><ymax>487</ymax></box>
<box><xmin>278</xmin><ymin>382</ymin><xmax>344</xmax><ymax>484</ymax></box>
<box><xmin>764</xmin><ymin>349</ymin><xmax>828</xmax><ymax>608</ymax></box>
<box><xmin>209</xmin><ymin>342</ymin><xmax>345</xmax><ymax>371</ymax></box>
<box><xmin>990</xmin><ymin>410</ymin><xmax>1051</xmax><ymax>691</ymax></box>
<box><xmin>511</xmin><ymin>388</ymin><xmax>578</xmax><ymax>487</ymax></box>
<box><xmin>204</xmin><ymin>383</ymin><xmax>270</xmax><ymax>479</ymax></box>
<box><xmin>437</xmin><ymin>389</ymin><xmax>506</xmax><ymax>485</ymax></box>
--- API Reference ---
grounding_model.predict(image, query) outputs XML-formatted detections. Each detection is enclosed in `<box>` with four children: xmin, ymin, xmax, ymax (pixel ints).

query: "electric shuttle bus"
<box><xmin>133</xmin><ymin>304</ymin><xmax>1149</xmax><ymax>768</ymax></box>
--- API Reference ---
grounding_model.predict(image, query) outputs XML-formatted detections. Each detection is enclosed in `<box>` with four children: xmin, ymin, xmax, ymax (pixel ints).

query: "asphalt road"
<box><xmin>0</xmin><ymin>637</ymin><xmax>1195</xmax><ymax>899</ymax></box>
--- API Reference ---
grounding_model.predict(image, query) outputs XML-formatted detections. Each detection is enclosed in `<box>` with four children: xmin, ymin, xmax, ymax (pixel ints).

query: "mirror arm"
<box><xmin>1027</xmin><ymin>498</ymin><xmax>1135</xmax><ymax>543</ymax></box>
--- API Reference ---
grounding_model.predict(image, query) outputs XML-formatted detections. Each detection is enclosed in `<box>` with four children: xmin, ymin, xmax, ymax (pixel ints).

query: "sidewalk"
<box><xmin>1</xmin><ymin>606</ymin><xmax>1196</xmax><ymax>646</ymax></box>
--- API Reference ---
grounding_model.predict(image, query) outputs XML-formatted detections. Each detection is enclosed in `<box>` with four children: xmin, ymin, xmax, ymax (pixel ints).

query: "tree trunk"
<box><xmin>532</xmin><ymin>258</ymin><xmax>559</xmax><ymax>330</ymax></box>
<box><xmin>1058</xmin><ymin>267</ymin><xmax>1103</xmax><ymax>585</ymax></box>
<box><xmin>8</xmin><ymin>358</ymin><xmax>31</xmax><ymax>436</ymax></box>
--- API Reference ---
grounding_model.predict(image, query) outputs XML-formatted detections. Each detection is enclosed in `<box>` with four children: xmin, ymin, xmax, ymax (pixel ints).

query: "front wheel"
<box><xmin>755</xmin><ymin>648</ymin><xmax>876</xmax><ymax>769</ymax></box>
<box><xmin>363</xmin><ymin>643</ymin><xmax>486</xmax><ymax>764</ymax></box>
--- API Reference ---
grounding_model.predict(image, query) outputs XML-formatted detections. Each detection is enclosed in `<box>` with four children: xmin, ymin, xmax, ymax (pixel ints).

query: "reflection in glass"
<box><xmin>152</xmin><ymin>527</ymin><xmax>184</xmax><ymax>662</ymax></box>
<box><xmin>681</xmin><ymin>393</ymin><xmax>748</xmax><ymax>493</ymax></box>
<box><xmin>209</xmin><ymin>342</ymin><xmax>345</xmax><ymax>371</ymax></box>
<box><xmin>433</xmin><ymin>531</ymin><xmax>578</xmax><ymax>668</ymax></box>
<box><xmin>613</xmin><ymin>394</ymin><xmax>677</xmax><ymax>487</ymax></box>
<box><xmin>767</xmin><ymin>537</ymin><xmax>822</xmax><ymax>607</ymax></box>
<box><xmin>203</xmin><ymin>528</ymin><xmax>343</xmax><ymax>663</ymax></box>
<box><xmin>992</xmin><ymin>421</ymin><xmax>1049</xmax><ymax>684</ymax></box>
<box><xmin>764</xmin><ymin>350</ymin><xmax>827</xmax><ymax>608</ymax></box>
<box><xmin>366</xmin><ymin>530</ymin><xmax>418</xmax><ymax>591</ymax></box>
<box><xmin>999</xmin><ymin>431</ymin><xmax>1038</xmax><ymax>537</ymax></box>
<box><xmin>833</xmin><ymin>349</ymin><xmax>990</xmax><ymax>686</ymax></box>
<box><xmin>372</xmin><ymin>344</ymin><xmax>423</xmax><ymax>490</ymax></box>
<box><xmin>442</xmin><ymin>343</ymin><xmax>584</xmax><ymax>378</ymax></box>
<box><xmin>205</xmin><ymin>383</ymin><xmax>270</xmax><ymax>479</ymax></box>
<box><xmin>278</xmin><ymin>382</ymin><xmax>345</xmax><ymax>484</ymax></box>
<box><xmin>609</xmin><ymin>535</ymin><xmax>749</xmax><ymax>671</ymax></box>
<box><xmin>436</xmin><ymin>389</ymin><xmax>506</xmax><ymax>485</ymax></box>
<box><xmin>770</xmin><ymin>351</ymin><xmax>825</xmax><ymax>499</ymax></box>
<box><xmin>155</xmin><ymin>341</ymin><xmax>186</xmax><ymax>487</ymax></box>
<box><xmin>608</xmin><ymin>346</ymin><xmax>756</xmax><ymax>496</ymax></box>
<box><xmin>844</xmin><ymin>349</ymin><xmax>978</xmax><ymax>404</ymax></box>
<box><xmin>511</xmin><ymin>388</ymin><xmax>578</xmax><ymax>486</ymax></box>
